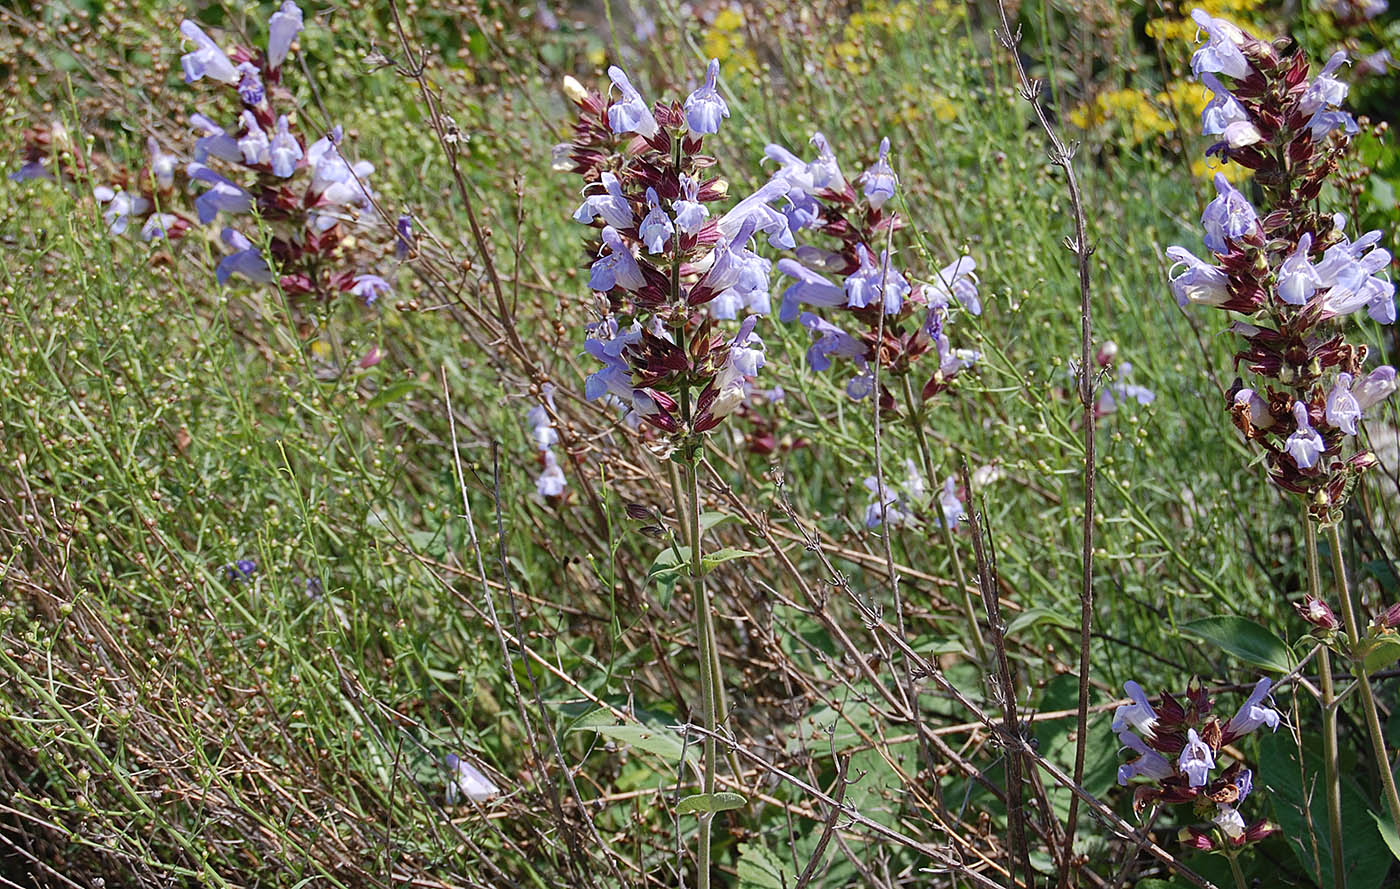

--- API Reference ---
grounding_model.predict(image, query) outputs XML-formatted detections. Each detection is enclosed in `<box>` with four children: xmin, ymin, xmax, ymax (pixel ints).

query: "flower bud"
<box><xmin>1295</xmin><ymin>594</ymin><xmax>1338</xmax><ymax>631</ymax></box>
<box><xmin>562</xmin><ymin>75</ymin><xmax>588</xmax><ymax>105</ymax></box>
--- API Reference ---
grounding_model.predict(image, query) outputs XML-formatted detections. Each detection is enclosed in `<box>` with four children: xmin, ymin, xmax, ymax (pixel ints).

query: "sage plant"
<box><xmin>557</xmin><ymin>59</ymin><xmax>782</xmax><ymax>888</ymax></box>
<box><xmin>1166</xmin><ymin>6</ymin><xmax>1400</xmax><ymax>861</ymax></box>
<box><xmin>14</xmin><ymin>2</ymin><xmax>393</xmax><ymax>302</ymax></box>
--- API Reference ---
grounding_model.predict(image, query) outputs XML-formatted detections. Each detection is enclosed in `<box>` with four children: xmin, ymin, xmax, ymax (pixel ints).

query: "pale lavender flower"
<box><xmin>527</xmin><ymin>384</ymin><xmax>559</xmax><ymax>450</ymax></box>
<box><xmin>606</xmin><ymin>66</ymin><xmax>659</xmax><ymax>138</ymax></box>
<box><xmin>639</xmin><ymin>187</ymin><xmax>673</xmax><ymax>254</ymax></box>
<box><xmin>10</xmin><ymin>161</ymin><xmax>52</xmax><ymax>182</ymax></box>
<box><xmin>215</xmin><ymin>228</ymin><xmax>274</xmax><ymax>285</ymax></box>
<box><xmin>925</xmin><ymin>255</ymin><xmax>980</xmax><ymax>315</ymax></box>
<box><xmin>536</xmin><ymin>450</ymin><xmax>567</xmax><ymax>497</ymax></box>
<box><xmin>1225</xmin><ymin>678</ymin><xmax>1281</xmax><ymax>736</ymax></box>
<box><xmin>1352</xmin><ymin>366</ymin><xmax>1398</xmax><ymax>410</ymax></box>
<box><xmin>237</xmin><ymin>111</ymin><xmax>270</xmax><ymax>165</ymax></box>
<box><xmin>1300</xmin><ymin>51</ymin><xmax>1351</xmax><ymax>116</ymax></box>
<box><xmin>1223</xmin><ymin>119</ymin><xmax>1263</xmax><ymax>148</ymax></box>
<box><xmin>395</xmin><ymin>215</ymin><xmax>414</xmax><ymax>259</ymax></box>
<box><xmin>937</xmin><ymin>476</ymin><xmax>965</xmax><ymax>527</ymax></box>
<box><xmin>684</xmin><ymin>59</ymin><xmax>729</xmax><ymax>135</ymax></box>
<box><xmin>1166</xmin><ymin>245</ymin><xmax>1231</xmax><ymax>307</ymax></box>
<box><xmin>147</xmin><ymin>137</ymin><xmax>178</xmax><ymax>190</ymax></box>
<box><xmin>1201</xmin><ymin>173</ymin><xmax>1260</xmax><ymax>253</ymax></box>
<box><xmin>1326</xmin><ymin>372</ymin><xmax>1361</xmax><ymax>434</ymax></box>
<box><xmin>795</xmin><ymin>245</ymin><xmax>846</xmax><ymax>273</ymax></box>
<box><xmin>444</xmin><ymin>753</ymin><xmax>500</xmax><ymax>804</ymax></box>
<box><xmin>778</xmin><ymin>259</ymin><xmax>847</xmax><ymax>322</ymax></box>
<box><xmin>93</xmin><ymin>186</ymin><xmax>150</xmax><ymax>235</ymax></box>
<box><xmin>844</xmin><ymin>245</ymin><xmax>910</xmax><ymax>314</ymax></box>
<box><xmin>179</xmin><ymin>20</ymin><xmax>239</xmax><ymax>84</ymax></box>
<box><xmin>1178</xmin><ymin>728</ymin><xmax>1216</xmax><ymax>787</ymax></box>
<box><xmin>799</xmin><ymin>312</ymin><xmax>864</xmax><ymax>371</ymax></box>
<box><xmin>863</xmin><ymin>476</ymin><xmax>909</xmax><ymax>528</ymax></box>
<box><xmin>858</xmin><ymin>137</ymin><xmax>897</xmax><ymax>209</ymax></box>
<box><xmin>1112</xmin><ymin>680</ymin><xmax>1159</xmax><ymax>737</ymax></box>
<box><xmin>1214</xmin><ymin>805</ymin><xmax>1246</xmax><ymax>840</ymax></box>
<box><xmin>1234</xmin><ymin>388</ymin><xmax>1274</xmax><ymax>429</ymax></box>
<box><xmin>707</xmin><ymin>316</ymin><xmax>765</xmax><ymax>419</ymax></box>
<box><xmin>1190</xmin><ymin>10</ymin><xmax>1251</xmax><ymax>80</ymax></box>
<box><xmin>236</xmin><ymin>63</ymin><xmax>265</xmax><ymax>106</ymax></box>
<box><xmin>267</xmin><ymin>1</ymin><xmax>305</xmax><ymax>71</ymax></box>
<box><xmin>717</xmin><ymin>178</ymin><xmax>795</xmax><ymax>250</ymax></box>
<box><xmin>1200</xmin><ymin>73</ymin><xmax>1250</xmax><ymax>135</ymax></box>
<box><xmin>1277</xmin><ymin>233</ymin><xmax>1321</xmax><ymax>305</ymax></box>
<box><xmin>673</xmin><ymin>174</ymin><xmax>709</xmax><ymax>233</ymax></box>
<box><xmin>1117</xmin><ymin>731</ymin><xmax>1174</xmax><ymax>785</ymax></box>
<box><xmin>1285</xmin><ymin>401</ymin><xmax>1325</xmax><ymax>469</ymax></box>
<box><xmin>573</xmin><ymin>171</ymin><xmax>634</xmax><ymax>229</ymax></box>
<box><xmin>589</xmin><ymin>226</ymin><xmax>645</xmax><ymax>292</ymax></box>
<box><xmin>188</xmin><ymin>162</ymin><xmax>253</xmax><ymax>223</ymax></box>
<box><xmin>140</xmin><ymin>213</ymin><xmax>179</xmax><ymax>241</ymax></box>
<box><xmin>350</xmin><ymin>274</ymin><xmax>391</xmax><ymax>304</ymax></box>
<box><xmin>191</xmin><ymin>114</ymin><xmax>242</xmax><ymax>164</ymax></box>
<box><xmin>269</xmin><ymin>116</ymin><xmax>302</xmax><ymax>177</ymax></box>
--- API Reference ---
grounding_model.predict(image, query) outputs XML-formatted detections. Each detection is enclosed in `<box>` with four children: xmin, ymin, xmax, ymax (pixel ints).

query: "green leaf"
<box><xmin>676</xmin><ymin>791</ymin><xmax>746</xmax><ymax>814</ymax></box>
<box><xmin>1180</xmin><ymin>615</ymin><xmax>1294</xmax><ymax>673</ymax></box>
<box><xmin>1371</xmin><ymin>810</ymin><xmax>1400</xmax><ymax>862</ymax></box>
<box><xmin>1363</xmin><ymin>636</ymin><xmax>1400</xmax><ymax>673</ymax></box>
<box><xmin>1006</xmin><ymin>606</ymin><xmax>1079</xmax><ymax>636</ymax></box>
<box><xmin>701</xmin><ymin>547</ymin><xmax>761</xmax><ymax>573</ymax></box>
<box><xmin>736</xmin><ymin>842</ymin><xmax>794</xmax><ymax>889</ymax></box>
<box><xmin>1261</xmin><ymin>732</ymin><xmax>1393</xmax><ymax>889</ymax></box>
<box><xmin>365</xmin><ymin>380</ymin><xmax>419</xmax><ymax>410</ymax></box>
<box><xmin>570</xmin><ymin>713</ymin><xmax>699</xmax><ymax>770</ymax></box>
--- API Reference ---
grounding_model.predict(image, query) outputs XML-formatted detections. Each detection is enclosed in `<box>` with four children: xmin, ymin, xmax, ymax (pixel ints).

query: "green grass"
<box><xmin>2</xmin><ymin>1</ymin><xmax>1399</xmax><ymax>887</ymax></box>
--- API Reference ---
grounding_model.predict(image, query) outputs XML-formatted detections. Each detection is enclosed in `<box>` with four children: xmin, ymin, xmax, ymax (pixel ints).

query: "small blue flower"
<box><xmin>350</xmin><ymin>274</ymin><xmax>391</xmax><ymax>304</ymax></box>
<box><xmin>179</xmin><ymin>20</ymin><xmax>239</xmax><ymax>84</ymax></box>
<box><xmin>223</xmin><ymin>558</ymin><xmax>258</xmax><ymax>582</ymax></box>
<box><xmin>237</xmin><ymin>111</ymin><xmax>270</xmax><ymax>165</ymax></box>
<box><xmin>1326</xmin><ymin>372</ymin><xmax>1361</xmax><ymax>435</ymax></box>
<box><xmin>937</xmin><ymin>476</ymin><xmax>965</xmax><ymax>527</ymax></box>
<box><xmin>857</xmin><ymin>137</ymin><xmax>897</xmax><ymax>209</ymax></box>
<box><xmin>93</xmin><ymin>186</ymin><xmax>150</xmax><ymax>236</ymax></box>
<box><xmin>799</xmin><ymin>312</ymin><xmax>864</xmax><ymax>371</ymax></box>
<box><xmin>395</xmin><ymin>215</ymin><xmax>414</xmax><ymax>259</ymax></box>
<box><xmin>718</xmin><ymin>179</ymin><xmax>795</xmax><ymax>250</ymax></box>
<box><xmin>215</xmin><ymin>228</ymin><xmax>274</xmax><ymax>285</ymax></box>
<box><xmin>236</xmin><ymin>63</ymin><xmax>265</xmax><ymax>106</ymax></box>
<box><xmin>606</xmin><ymin>66</ymin><xmax>659</xmax><ymax>138</ymax></box>
<box><xmin>925</xmin><ymin>255</ymin><xmax>980</xmax><ymax>315</ymax></box>
<box><xmin>778</xmin><ymin>259</ymin><xmax>847</xmax><ymax>323</ymax></box>
<box><xmin>190</xmin><ymin>114</ymin><xmax>242</xmax><ymax>164</ymax></box>
<box><xmin>1201</xmin><ymin>173</ymin><xmax>1259</xmax><ymax>254</ymax></box>
<box><xmin>589</xmin><ymin>226</ymin><xmax>646</xmax><ymax>292</ymax></box>
<box><xmin>267</xmin><ymin>1</ymin><xmax>305</xmax><ymax>71</ymax></box>
<box><xmin>672</xmin><ymin>174</ymin><xmax>709</xmax><ymax>234</ymax></box>
<box><xmin>147</xmin><ymin>137</ymin><xmax>178</xmax><ymax>190</ymax></box>
<box><xmin>844</xmin><ymin>246</ymin><xmax>911</xmax><ymax>314</ymax></box>
<box><xmin>1116</xmin><ymin>731</ymin><xmax>1173</xmax><ymax>785</ymax></box>
<box><xmin>684</xmin><ymin>58</ymin><xmax>729</xmax><ymax>135</ymax></box>
<box><xmin>1178</xmin><ymin>728</ymin><xmax>1215</xmax><ymax>788</ymax></box>
<box><xmin>536</xmin><ymin>449</ymin><xmax>567</xmax><ymax>497</ymax></box>
<box><xmin>1300</xmin><ymin>51</ymin><xmax>1351</xmax><ymax>116</ymax></box>
<box><xmin>1225</xmin><ymin>678</ymin><xmax>1281</xmax><ymax>737</ymax></box>
<box><xmin>1309</xmin><ymin>110</ymin><xmax>1358</xmax><ymax>141</ymax></box>
<box><xmin>1189</xmin><ymin>10</ymin><xmax>1250</xmax><ymax>80</ymax></box>
<box><xmin>1111</xmin><ymin>680</ymin><xmax>1159</xmax><ymax>737</ymax></box>
<box><xmin>1199</xmin><ymin>73</ymin><xmax>1250</xmax><ymax>136</ymax></box>
<box><xmin>1352</xmin><ymin>366</ymin><xmax>1398</xmax><ymax>410</ymax></box>
<box><xmin>269</xmin><ymin>116</ymin><xmax>302</xmax><ymax>177</ymax></box>
<box><xmin>1276</xmin><ymin>233</ymin><xmax>1321</xmax><ymax>305</ymax></box>
<box><xmin>1285</xmin><ymin>401</ymin><xmax>1325</xmax><ymax>469</ymax></box>
<box><xmin>638</xmin><ymin>187</ymin><xmax>673</xmax><ymax>254</ymax></box>
<box><xmin>188</xmin><ymin>163</ymin><xmax>253</xmax><ymax>223</ymax></box>
<box><xmin>573</xmin><ymin>171</ymin><xmax>634</xmax><ymax>229</ymax></box>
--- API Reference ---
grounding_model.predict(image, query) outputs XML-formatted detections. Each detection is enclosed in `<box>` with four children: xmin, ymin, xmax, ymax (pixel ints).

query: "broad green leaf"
<box><xmin>1180</xmin><ymin>615</ymin><xmax>1294</xmax><ymax>673</ymax></box>
<box><xmin>1362</xmin><ymin>636</ymin><xmax>1400</xmax><ymax>673</ymax></box>
<box><xmin>570</xmin><ymin>714</ymin><xmax>699</xmax><ymax>771</ymax></box>
<box><xmin>1371</xmin><ymin>810</ymin><xmax>1400</xmax><ymax>862</ymax></box>
<box><xmin>1261</xmin><ymin>732</ymin><xmax>1392</xmax><ymax>889</ymax></box>
<box><xmin>701</xmin><ymin>547</ymin><xmax>761</xmax><ymax>573</ymax></box>
<box><xmin>365</xmin><ymin>380</ymin><xmax>419</xmax><ymax>410</ymax></box>
<box><xmin>1006</xmin><ymin>606</ymin><xmax>1078</xmax><ymax>636</ymax></box>
<box><xmin>736</xmin><ymin>842</ymin><xmax>793</xmax><ymax>889</ymax></box>
<box><xmin>676</xmin><ymin>791</ymin><xmax>746</xmax><ymax>814</ymax></box>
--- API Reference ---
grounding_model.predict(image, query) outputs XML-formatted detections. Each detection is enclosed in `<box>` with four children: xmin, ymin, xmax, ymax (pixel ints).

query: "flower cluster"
<box><xmin>757</xmin><ymin>133</ymin><xmax>980</xmax><ymax>409</ymax></box>
<box><xmin>1091</xmin><ymin>342</ymin><xmax>1157</xmax><ymax>417</ymax></box>
<box><xmin>862</xmin><ymin>460</ymin><xmax>966</xmax><ymax>530</ymax></box>
<box><xmin>14</xmin><ymin>3</ymin><xmax>393</xmax><ymax>302</ymax></box>
<box><xmin>559</xmin><ymin>60</ymin><xmax>781</xmax><ymax>439</ymax></box>
<box><xmin>1166</xmin><ymin>11</ymin><xmax>1397</xmax><ymax>520</ymax></box>
<box><xmin>527</xmin><ymin>383</ymin><xmax>567</xmax><ymax>498</ymax></box>
<box><xmin>1114</xmin><ymin>678</ymin><xmax>1281</xmax><ymax>850</ymax></box>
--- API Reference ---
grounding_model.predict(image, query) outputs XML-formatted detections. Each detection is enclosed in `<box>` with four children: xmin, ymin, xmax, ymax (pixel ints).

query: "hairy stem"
<box><xmin>1306</xmin><ymin>516</ymin><xmax>1347</xmax><ymax>889</ymax></box>
<box><xmin>1326</xmin><ymin>522</ymin><xmax>1400</xmax><ymax>829</ymax></box>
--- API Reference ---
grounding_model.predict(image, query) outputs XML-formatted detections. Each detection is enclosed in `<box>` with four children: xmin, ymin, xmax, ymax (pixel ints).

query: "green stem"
<box><xmin>1306</xmin><ymin>516</ymin><xmax>1347</xmax><ymax>889</ymax></box>
<box><xmin>687</xmin><ymin>449</ymin><xmax>716</xmax><ymax>889</ymax></box>
<box><xmin>899</xmin><ymin>375</ymin><xmax>987</xmax><ymax>664</ymax></box>
<box><xmin>1325</xmin><ymin>522</ymin><xmax>1400</xmax><ymax>830</ymax></box>
<box><xmin>1226</xmin><ymin>849</ymin><xmax>1248</xmax><ymax>889</ymax></box>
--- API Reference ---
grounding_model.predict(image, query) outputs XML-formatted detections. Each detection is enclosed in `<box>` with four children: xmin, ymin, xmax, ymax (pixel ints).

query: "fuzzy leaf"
<box><xmin>1180</xmin><ymin>615</ymin><xmax>1294</xmax><ymax>673</ymax></box>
